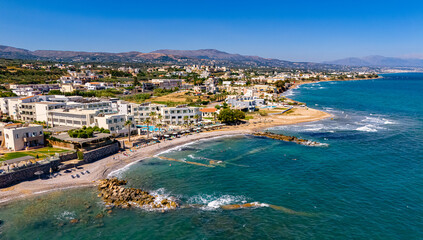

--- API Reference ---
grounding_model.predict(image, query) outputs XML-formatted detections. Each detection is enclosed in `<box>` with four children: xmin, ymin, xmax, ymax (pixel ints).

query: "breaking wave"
<box><xmin>188</xmin><ymin>194</ymin><xmax>250</xmax><ymax>210</ymax></box>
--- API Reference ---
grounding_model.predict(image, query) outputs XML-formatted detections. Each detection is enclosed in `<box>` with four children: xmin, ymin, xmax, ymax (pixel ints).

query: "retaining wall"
<box><xmin>0</xmin><ymin>160</ymin><xmax>60</xmax><ymax>188</ymax></box>
<box><xmin>82</xmin><ymin>142</ymin><xmax>120</xmax><ymax>163</ymax></box>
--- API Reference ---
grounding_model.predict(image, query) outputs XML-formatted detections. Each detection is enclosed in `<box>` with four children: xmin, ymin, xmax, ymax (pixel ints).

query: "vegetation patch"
<box><xmin>0</xmin><ymin>147</ymin><xmax>71</xmax><ymax>161</ymax></box>
<box><xmin>68</xmin><ymin>126</ymin><xmax>110</xmax><ymax>138</ymax></box>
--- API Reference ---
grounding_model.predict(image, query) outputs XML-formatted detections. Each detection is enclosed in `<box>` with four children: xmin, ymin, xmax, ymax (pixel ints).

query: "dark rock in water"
<box><xmin>69</xmin><ymin>219</ymin><xmax>79</xmax><ymax>224</ymax></box>
<box><xmin>97</xmin><ymin>178</ymin><xmax>179</xmax><ymax>210</ymax></box>
<box><xmin>0</xmin><ymin>220</ymin><xmax>3</xmax><ymax>226</ymax></box>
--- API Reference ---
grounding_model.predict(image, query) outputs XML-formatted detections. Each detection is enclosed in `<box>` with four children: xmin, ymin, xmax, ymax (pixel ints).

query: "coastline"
<box><xmin>0</xmin><ymin>80</ymin><xmax>342</xmax><ymax>205</ymax></box>
<box><xmin>287</xmin><ymin>76</ymin><xmax>382</xmax><ymax>91</ymax></box>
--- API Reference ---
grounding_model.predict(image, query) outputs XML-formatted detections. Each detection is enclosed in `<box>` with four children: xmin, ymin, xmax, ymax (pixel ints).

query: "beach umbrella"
<box><xmin>34</xmin><ymin>171</ymin><xmax>44</xmax><ymax>179</ymax></box>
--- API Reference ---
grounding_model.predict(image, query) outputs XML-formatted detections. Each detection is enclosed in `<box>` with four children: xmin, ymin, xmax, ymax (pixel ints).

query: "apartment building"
<box><xmin>7</xmin><ymin>96</ymin><xmax>39</xmax><ymax>120</ymax></box>
<box><xmin>151</xmin><ymin>79</ymin><xmax>182</xmax><ymax>89</ymax></box>
<box><xmin>9</xmin><ymin>84</ymin><xmax>60</xmax><ymax>95</ymax></box>
<box><xmin>60</xmin><ymin>84</ymin><xmax>85</xmax><ymax>93</ymax></box>
<box><xmin>117</xmin><ymin>101</ymin><xmax>201</xmax><ymax>125</ymax></box>
<box><xmin>19</xmin><ymin>102</ymin><xmax>36</xmax><ymax>122</ymax></box>
<box><xmin>0</xmin><ymin>97</ymin><xmax>20</xmax><ymax>115</ymax></box>
<box><xmin>160</xmin><ymin>106</ymin><xmax>201</xmax><ymax>125</ymax></box>
<box><xmin>48</xmin><ymin>109</ymin><xmax>99</xmax><ymax>128</ymax></box>
<box><xmin>34</xmin><ymin>102</ymin><xmax>66</xmax><ymax>123</ymax></box>
<box><xmin>225</xmin><ymin>95</ymin><xmax>264</xmax><ymax>111</ymax></box>
<box><xmin>66</xmin><ymin>101</ymin><xmax>113</xmax><ymax>114</ymax></box>
<box><xmin>118</xmin><ymin>101</ymin><xmax>163</xmax><ymax>124</ymax></box>
<box><xmin>94</xmin><ymin>113</ymin><xmax>135</xmax><ymax>136</ymax></box>
<box><xmin>3</xmin><ymin>124</ymin><xmax>44</xmax><ymax>151</ymax></box>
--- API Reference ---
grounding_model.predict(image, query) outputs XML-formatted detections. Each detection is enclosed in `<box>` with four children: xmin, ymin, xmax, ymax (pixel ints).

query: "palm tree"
<box><xmin>183</xmin><ymin>116</ymin><xmax>189</xmax><ymax>128</ymax></box>
<box><xmin>144</xmin><ymin>119</ymin><xmax>151</xmax><ymax>139</ymax></box>
<box><xmin>125</xmin><ymin>120</ymin><xmax>133</xmax><ymax>142</ymax></box>
<box><xmin>194</xmin><ymin>114</ymin><xmax>200</xmax><ymax>124</ymax></box>
<box><xmin>189</xmin><ymin>120</ymin><xmax>194</xmax><ymax>131</ymax></box>
<box><xmin>150</xmin><ymin>112</ymin><xmax>157</xmax><ymax>126</ymax></box>
<box><xmin>156</xmin><ymin>123</ymin><xmax>163</xmax><ymax>139</ymax></box>
<box><xmin>157</xmin><ymin>114</ymin><xmax>163</xmax><ymax>124</ymax></box>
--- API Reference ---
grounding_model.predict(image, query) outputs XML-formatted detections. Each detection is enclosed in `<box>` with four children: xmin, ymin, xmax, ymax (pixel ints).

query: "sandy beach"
<box><xmin>0</xmin><ymin>86</ymin><xmax>333</xmax><ymax>205</ymax></box>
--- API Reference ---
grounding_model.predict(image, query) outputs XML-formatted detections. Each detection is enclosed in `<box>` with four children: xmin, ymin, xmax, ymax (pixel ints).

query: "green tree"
<box><xmin>125</xmin><ymin>120</ymin><xmax>133</xmax><ymax>142</ymax></box>
<box><xmin>133</xmin><ymin>76</ymin><xmax>140</xmax><ymax>86</ymax></box>
<box><xmin>217</xmin><ymin>109</ymin><xmax>246</xmax><ymax>124</ymax></box>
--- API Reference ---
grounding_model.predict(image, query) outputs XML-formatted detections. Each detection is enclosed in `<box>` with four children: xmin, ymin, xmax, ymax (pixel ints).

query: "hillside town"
<box><xmin>0</xmin><ymin>60</ymin><xmax>378</xmax><ymax>186</ymax></box>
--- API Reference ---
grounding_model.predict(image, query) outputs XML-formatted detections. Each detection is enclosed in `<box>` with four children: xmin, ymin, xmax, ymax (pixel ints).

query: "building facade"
<box><xmin>3</xmin><ymin>124</ymin><xmax>44</xmax><ymax>151</ymax></box>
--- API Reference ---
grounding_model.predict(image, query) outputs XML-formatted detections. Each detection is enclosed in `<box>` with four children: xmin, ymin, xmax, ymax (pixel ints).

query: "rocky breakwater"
<box><xmin>253</xmin><ymin>132</ymin><xmax>326</xmax><ymax>146</ymax></box>
<box><xmin>97</xmin><ymin>178</ymin><xmax>179</xmax><ymax>210</ymax></box>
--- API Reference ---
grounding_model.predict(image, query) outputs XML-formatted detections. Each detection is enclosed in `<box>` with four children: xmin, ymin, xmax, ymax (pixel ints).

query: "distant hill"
<box><xmin>0</xmin><ymin>44</ymin><xmax>352</xmax><ymax>70</ymax></box>
<box><xmin>152</xmin><ymin>49</ymin><xmax>266</xmax><ymax>61</ymax></box>
<box><xmin>325</xmin><ymin>55</ymin><xmax>423</xmax><ymax>68</ymax></box>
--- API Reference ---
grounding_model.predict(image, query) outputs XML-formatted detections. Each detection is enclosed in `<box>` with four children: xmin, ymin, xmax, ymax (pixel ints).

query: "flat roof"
<box><xmin>35</xmin><ymin>102</ymin><xmax>64</xmax><ymax>105</ymax></box>
<box><xmin>200</xmin><ymin>108</ymin><xmax>217</xmax><ymax>113</ymax></box>
<box><xmin>51</xmin><ymin>109</ymin><xmax>98</xmax><ymax>114</ymax></box>
<box><xmin>44</xmin><ymin>126</ymin><xmax>78</xmax><ymax>133</ymax></box>
<box><xmin>4</xmin><ymin>155</ymin><xmax>35</xmax><ymax>165</ymax></box>
<box><xmin>54</xmin><ymin>132</ymin><xmax>112</xmax><ymax>144</ymax></box>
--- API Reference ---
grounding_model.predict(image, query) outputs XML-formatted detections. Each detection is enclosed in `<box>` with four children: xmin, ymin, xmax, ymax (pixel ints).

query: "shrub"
<box><xmin>77</xmin><ymin>151</ymin><xmax>84</xmax><ymax>160</ymax></box>
<box><xmin>217</xmin><ymin>108</ymin><xmax>246</xmax><ymax>123</ymax></box>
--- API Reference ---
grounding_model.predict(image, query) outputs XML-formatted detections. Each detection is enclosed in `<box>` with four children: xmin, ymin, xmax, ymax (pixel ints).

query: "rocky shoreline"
<box><xmin>253</xmin><ymin>132</ymin><xmax>325</xmax><ymax>146</ymax></box>
<box><xmin>97</xmin><ymin>178</ymin><xmax>179</xmax><ymax>210</ymax></box>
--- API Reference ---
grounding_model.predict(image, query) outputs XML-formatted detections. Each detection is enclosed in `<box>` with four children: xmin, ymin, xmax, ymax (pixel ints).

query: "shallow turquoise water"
<box><xmin>0</xmin><ymin>73</ymin><xmax>422</xmax><ymax>239</ymax></box>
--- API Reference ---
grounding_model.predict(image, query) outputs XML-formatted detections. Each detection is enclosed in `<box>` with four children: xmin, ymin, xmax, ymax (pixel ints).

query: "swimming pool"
<box><xmin>136</xmin><ymin>125</ymin><xmax>163</xmax><ymax>131</ymax></box>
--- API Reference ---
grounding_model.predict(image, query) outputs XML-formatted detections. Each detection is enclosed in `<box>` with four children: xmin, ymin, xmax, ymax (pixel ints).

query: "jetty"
<box><xmin>253</xmin><ymin>132</ymin><xmax>322</xmax><ymax>146</ymax></box>
<box><xmin>157</xmin><ymin>156</ymin><xmax>218</xmax><ymax>168</ymax></box>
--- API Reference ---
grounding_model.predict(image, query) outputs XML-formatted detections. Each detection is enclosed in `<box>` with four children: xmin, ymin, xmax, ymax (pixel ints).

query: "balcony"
<box><xmin>23</xmin><ymin>135</ymin><xmax>43</xmax><ymax>142</ymax></box>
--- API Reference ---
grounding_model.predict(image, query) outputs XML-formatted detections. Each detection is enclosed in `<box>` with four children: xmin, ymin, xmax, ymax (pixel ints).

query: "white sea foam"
<box><xmin>282</xmin><ymin>89</ymin><xmax>296</xmax><ymax>97</ymax></box>
<box><xmin>108</xmin><ymin>157</ymin><xmax>147</xmax><ymax>178</ymax></box>
<box><xmin>356</xmin><ymin>125</ymin><xmax>378</xmax><ymax>132</ymax></box>
<box><xmin>188</xmin><ymin>194</ymin><xmax>248</xmax><ymax>210</ymax></box>
<box><xmin>56</xmin><ymin>211</ymin><xmax>76</xmax><ymax>221</ymax></box>
<box><xmin>156</xmin><ymin>135</ymin><xmax>243</xmax><ymax>156</ymax></box>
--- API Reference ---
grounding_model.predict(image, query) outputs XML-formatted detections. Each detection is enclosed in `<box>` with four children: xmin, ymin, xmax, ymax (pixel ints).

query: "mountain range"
<box><xmin>325</xmin><ymin>55</ymin><xmax>423</xmax><ymax>68</ymax></box>
<box><xmin>0</xmin><ymin>45</ymin><xmax>350</xmax><ymax>70</ymax></box>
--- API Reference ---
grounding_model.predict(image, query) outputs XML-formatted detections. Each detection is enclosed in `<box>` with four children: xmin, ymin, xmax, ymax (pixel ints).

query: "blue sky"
<box><xmin>1</xmin><ymin>0</ymin><xmax>423</xmax><ymax>62</ymax></box>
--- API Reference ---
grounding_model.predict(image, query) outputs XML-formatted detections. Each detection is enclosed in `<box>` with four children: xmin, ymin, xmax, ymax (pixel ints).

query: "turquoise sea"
<box><xmin>1</xmin><ymin>73</ymin><xmax>422</xmax><ymax>239</ymax></box>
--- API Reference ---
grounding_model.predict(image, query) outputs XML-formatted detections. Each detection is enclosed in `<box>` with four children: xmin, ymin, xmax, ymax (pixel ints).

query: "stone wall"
<box><xmin>59</xmin><ymin>152</ymin><xmax>78</xmax><ymax>162</ymax></box>
<box><xmin>0</xmin><ymin>160</ymin><xmax>60</xmax><ymax>188</ymax></box>
<box><xmin>82</xmin><ymin>142</ymin><xmax>120</xmax><ymax>163</ymax></box>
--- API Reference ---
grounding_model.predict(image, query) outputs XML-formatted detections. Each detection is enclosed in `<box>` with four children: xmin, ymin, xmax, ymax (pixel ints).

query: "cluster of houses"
<box><xmin>0</xmin><ymin>94</ymin><xmax>208</xmax><ymax>151</ymax></box>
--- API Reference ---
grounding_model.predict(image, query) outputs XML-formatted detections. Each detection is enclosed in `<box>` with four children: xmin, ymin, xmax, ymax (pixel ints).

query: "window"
<box><xmin>16</xmin><ymin>134</ymin><xmax>19</xmax><ymax>138</ymax></box>
<box><xmin>40</xmin><ymin>131</ymin><xmax>42</xmax><ymax>135</ymax></box>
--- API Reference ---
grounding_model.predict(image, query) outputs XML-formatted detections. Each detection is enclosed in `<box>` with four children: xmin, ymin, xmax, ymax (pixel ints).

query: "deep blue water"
<box><xmin>0</xmin><ymin>73</ymin><xmax>422</xmax><ymax>239</ymax></box>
